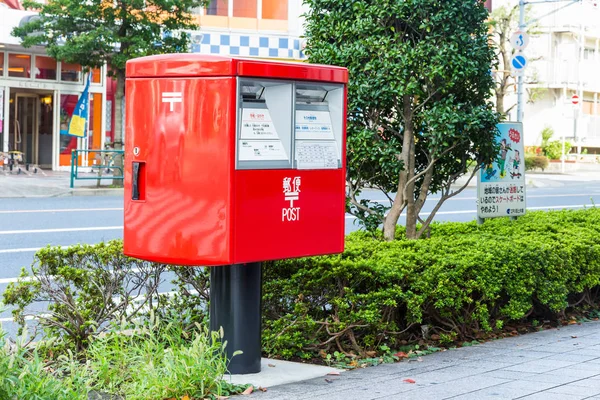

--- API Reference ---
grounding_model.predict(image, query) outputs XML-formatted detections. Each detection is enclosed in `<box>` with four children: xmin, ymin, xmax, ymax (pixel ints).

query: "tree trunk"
<box><xmin>383</xmin><ymin>95</ymin><xmax>414</xmax><ymax>241</ymax></box>
<box><xmin>404</xmin><ymin>132</ymin><xmax>417</xmax><ymax>239</ymax></box>
<box><xmin>112</xmin><ymin>70</ymin><xmax>126</xmax><ymax>187</ymax></box>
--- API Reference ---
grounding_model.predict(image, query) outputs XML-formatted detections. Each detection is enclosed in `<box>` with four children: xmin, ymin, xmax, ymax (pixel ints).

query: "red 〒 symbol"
<box><xmin>508</xmin><ymin>128</ymin><xmax>521</xmax><ymax>143</ymax></box>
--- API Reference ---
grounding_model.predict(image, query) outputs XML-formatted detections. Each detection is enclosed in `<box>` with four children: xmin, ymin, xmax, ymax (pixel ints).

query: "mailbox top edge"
<box><xmin>126</xmin><ymin>54</ymin><xmax>348</xmax><ymax>84</ymax></box>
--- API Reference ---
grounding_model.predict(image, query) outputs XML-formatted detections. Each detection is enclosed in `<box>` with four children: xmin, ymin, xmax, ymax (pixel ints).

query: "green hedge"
<box><xmin>262</xmin><ymin>208</ymin><xmax>600</xmax><ymax>359</ymax></box>
<box><xmin>524</xmin><ymin>155</ymin><xmax>549</xmax><ymax>171</ymax></box>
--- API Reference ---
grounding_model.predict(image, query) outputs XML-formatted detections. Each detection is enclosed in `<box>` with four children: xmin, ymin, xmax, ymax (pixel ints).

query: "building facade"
<box><xmin>188</xmin><ymin>0</ymin><xmax>307</xmax><ymax>60</ymax></box>
<box><xmin>494</xmin><ymin>0</ymin><xmax>600</xmax><ymax>155</ymax></box>
<box><xmin>0</xmin><ymin>9</ymin><xmax>113</xmax><ymax>171</ymax></box>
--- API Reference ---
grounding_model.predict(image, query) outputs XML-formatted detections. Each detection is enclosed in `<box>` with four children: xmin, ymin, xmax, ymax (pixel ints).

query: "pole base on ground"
<box><xmin>210</xmin><ymin>262</ymin><xmax>262</xmax><ymax>375</ymax></box>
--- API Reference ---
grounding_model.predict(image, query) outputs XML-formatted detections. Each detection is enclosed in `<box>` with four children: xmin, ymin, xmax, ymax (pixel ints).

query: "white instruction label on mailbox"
<box><xmin>238</xmin><ymin>140</ymin><xmax>288</xmax><ymax>161</ymax></box>
<box><xmin>295</xmin><ymin>110</ymin><xmax>335</xmax><ymax>140</ymax></box>
<box><xmin>241</xmin><ymin>108</ymin><xmax>279</xmax><ymax>139</ymax></box>
<box><xmin>295</xmin><ymin>140</ymin><xmax>339</xmax><ymax>169</ymax></box>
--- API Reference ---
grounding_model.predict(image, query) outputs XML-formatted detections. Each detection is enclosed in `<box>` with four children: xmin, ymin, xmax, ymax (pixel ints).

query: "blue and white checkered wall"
<box><xmin>190</xmin><ymin>32</ymin><xmax>306</xmax><ymax>59</ymax></box>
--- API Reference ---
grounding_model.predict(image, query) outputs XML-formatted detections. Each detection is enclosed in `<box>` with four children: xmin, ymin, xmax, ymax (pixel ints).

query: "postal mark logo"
<box><xmin>282</xmin><ymin>177</ymin><xmax>301</xmax><ymax>222</ymax></box>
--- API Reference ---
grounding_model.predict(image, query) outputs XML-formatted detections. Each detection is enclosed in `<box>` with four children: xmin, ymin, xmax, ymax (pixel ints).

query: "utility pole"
<box><xmin>517</xmin><ymin>1</ymin><xmax>525</xmax><ymax>122</ymax></box>
<box><xmin>516</xmin><ymin>0</ymin><xmax>583</xmax><ymax>173</ymax></box>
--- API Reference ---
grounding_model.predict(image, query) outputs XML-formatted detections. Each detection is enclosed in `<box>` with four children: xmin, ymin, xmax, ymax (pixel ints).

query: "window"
<box><xmin>91</xmin><ymin>67</ymin><xmax>102</xmax><ymax>84</ymax></box>
<box><xmin>233</xmin><ymin>0</ymin><xmax>256</xmax><ymax>18</ymax></box>
<box><xmin>262</xmin><ymin>0</ymin><xmax>287</xmax><ymax>19</ymax></box>
<box><xmin>35</xmin><ymin>56</ymin><xmax>57</xmax><ymax>80</ymax></box>
<box><xmin>0</xmin><ymin>52</ymin><xmax>4</xmax><ymax>76</ymax></box>
<box><xmin>60</xmin><ymin>62</ymin><xmax>82</xmax><ymax>82</ymax></box>
<box><xmin>8</xmin><ymin>53</ymin><xmax>31</xmax><ymax>78</ymax></box>
<box><xmin>584</xmin><ymin>48</ymin><xmax>596</xmax><ymax>60</ymax></box>
<box><xmin>206</xmin><ymin>0</ymin><xmax>228</xmax><ymax>16</ymax></box>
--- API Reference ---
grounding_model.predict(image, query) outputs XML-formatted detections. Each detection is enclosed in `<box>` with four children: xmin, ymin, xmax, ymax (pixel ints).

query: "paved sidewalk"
<box><xmin>0</xmin><ymin>171</ymin><xmax>123</xmax><ymax>197</ymax></box>
<box><xmin>250</xmin><ymin>322</ymin><xmax>600</xmax><ymax>400</ymax></box>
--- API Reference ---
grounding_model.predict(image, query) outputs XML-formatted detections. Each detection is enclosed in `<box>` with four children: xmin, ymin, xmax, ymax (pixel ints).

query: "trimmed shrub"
<box><xmin>545</xmin><ymin>140</ymin><xmax>572</xmax><ymax>160</ymax></box>
<box><xmin>262</xmin><ymin>208</ymin><xmax>600</xmax><ymax>359</ymax></box>
<box><xmin>524</xmin><ymin>155</ymin><xmax>549</xmax><ymax>171</ymax></box>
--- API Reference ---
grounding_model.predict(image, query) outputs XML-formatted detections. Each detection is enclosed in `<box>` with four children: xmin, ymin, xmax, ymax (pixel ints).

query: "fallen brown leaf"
<box><xmin>327</xmin><ymin>371</ymin><xmax>341</xmax><ymax>376</ymax></box>
<box><xmin>325</xmin><ymin>378</ymin><xmax>334</xmax><ymax>383</ymax></box>
<box><xmin>258</xmin><ymin>387</ymin><xmax>267</xmax><ymax>392</ymax></box>
<box><xmin>268</xmin><ymin>363</ymin><xmax>276</xmax><ymax>367</ymax></box>
<box><xmin>571</xmin><ymin>335</ymin><xmax>578</xmax><ymax>338</ymax></box>
<box><xmin>393</xmin><ymin>352</ymin><xmax>408</xmax><ymax>358</ymax></box>
<box><xmin>214</xmin><ymin>395</ymin><xmax>229</xmax><ymax>400</ymax></box>
<box><xmin>242</xmin><ymin>386</ymin><xmax>254</xmax><ymax>395</ymax></box>
<box><xmin>365</xmin><ymin>351</ymin><xmax>377</xmax><ymax>357</ymax></box>
<box><xmin>403</xmin><ymin>378</ymin><xmax>416</xmax><ymax>384</ymax></box>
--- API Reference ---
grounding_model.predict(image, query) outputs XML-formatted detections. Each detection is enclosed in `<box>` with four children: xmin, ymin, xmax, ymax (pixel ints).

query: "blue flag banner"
<box><xmin>65</xmin><ymin>76</ymin><xmax>91</xmax><ymax>138</ymax></box>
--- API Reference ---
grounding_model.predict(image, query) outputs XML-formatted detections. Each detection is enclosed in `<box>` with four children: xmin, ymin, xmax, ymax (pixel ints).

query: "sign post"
<box><xmin>478</xmin><ymin>122</ymin><xmax>526</xmax><ymax>223</ymax></box>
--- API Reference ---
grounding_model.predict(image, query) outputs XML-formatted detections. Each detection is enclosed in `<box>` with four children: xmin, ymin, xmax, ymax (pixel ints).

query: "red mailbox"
<box><xmin>123</xmin><ymin>55</ymin><xmax>348</xmax><ymax>266</ymax></box>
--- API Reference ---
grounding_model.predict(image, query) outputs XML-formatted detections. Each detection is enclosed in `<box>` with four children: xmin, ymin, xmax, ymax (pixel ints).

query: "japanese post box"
<box><xmin>123</xmin><ymin>54</ymin><xmax>348</xmax><ymax>266</ymax></box>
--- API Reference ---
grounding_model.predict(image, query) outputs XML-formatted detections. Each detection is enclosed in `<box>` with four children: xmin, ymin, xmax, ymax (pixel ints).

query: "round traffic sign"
<box><xmin>572</xmin><ymin>94</ymin><xmax>580</xmax><ymax>105</ymax></box>
<box><xmin>511</xmin><ymin>54</ymin><xmax>528</xmax><ymax>76</ymax></box>
<box><xmin>510</xmin><ymin>31</ymin><xmax>530</xmax><ymax>51</ymax></box>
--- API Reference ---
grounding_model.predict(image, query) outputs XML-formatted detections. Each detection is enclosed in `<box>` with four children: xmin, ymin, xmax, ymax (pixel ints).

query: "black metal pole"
<box><xmin>209</xmin><ymin>262</ymin><xmax>262</xmax><ymax>374</ymax></box>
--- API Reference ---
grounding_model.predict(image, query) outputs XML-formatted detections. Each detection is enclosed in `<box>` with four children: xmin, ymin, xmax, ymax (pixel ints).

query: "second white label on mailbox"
<box><xmin>238</xmin><ymin>140</ymin><xmax>288</xmax><ymax>161</ymax></box>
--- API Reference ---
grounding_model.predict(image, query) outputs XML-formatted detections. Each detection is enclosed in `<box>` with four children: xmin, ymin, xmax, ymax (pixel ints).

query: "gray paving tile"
<box><xmin>570</xmin><ymin>350</ymin><xmax>600</xmax><ymax>359</ymax></box>
<box><xmin>545</xmin><ymin>367</ymin><xmax>600</xmax><ymax>379</ymax></box>
<box><xmin>503</xmin><ymin>359</ymin><xmax>577</xmax><ymax>373</ymax></box>
<box><xmin>546</xmin><ymin>383</ymin><xmax>600</xmax><ymax>396</ymax></box>
<box><xmin>569</xmin><ymin>377</ymin><xmax>600</xmax><ymax>389</ymax></box>
<box><xmin>517</xmin><ymin>373</ymin><xmax>586</xmax><ymax>385</ymax></box>
<box><xmin>480</xmin><ymin>370</ymin><xmax>538</xmax><ymax>381</ymax></box>
<box><xmin>518</xmin><ymin>392</ymin><xmax>584</xmax><ymax>399</ymax></box>
<box><xmin>497</xmin><ymin>379</ymin><xmax>558</xmax><ymax>392</ymax></box>
<box><xmin>449</xmin><ymin>386</ymin><xmax>538</xmax><ymax>400</ymax></box>
<box><xmin>380</xmin><ymin>376</ymin><xmax>509</xmax><ymax>400</ymax></box>
<box><xmin>544</xmin><ymin>353</ymin><xmax>600</xmax><ymax>363</ymax></box>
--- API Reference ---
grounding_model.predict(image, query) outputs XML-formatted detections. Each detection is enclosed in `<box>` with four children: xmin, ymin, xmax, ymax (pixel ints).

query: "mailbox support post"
<box><xmin>210</xmin><ymin>262</ymin><xmax>262</xmax><ymax>374</ymax></box>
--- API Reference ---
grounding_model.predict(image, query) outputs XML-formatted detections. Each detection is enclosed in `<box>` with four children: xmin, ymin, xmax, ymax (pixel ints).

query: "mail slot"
<box><xmin>123</xmin><ymin>54</ymin><xmax>348</xmax><ymax>266</ymax></box>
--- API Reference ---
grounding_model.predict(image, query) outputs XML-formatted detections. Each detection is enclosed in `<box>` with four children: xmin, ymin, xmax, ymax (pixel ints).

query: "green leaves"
<box><xmin>262</xmin><ymin>208</ymin><xmax>600</xmax><ymax>357</ymax></box>
<box><xmin>304</xmin><ymin>0</ymin><xmax>499</xmax><ymax>237</ymax></box>
<box><xmin>13</xmin><ymin>0</ymin><xmax>208</xmax><ymax>74</ymax></box>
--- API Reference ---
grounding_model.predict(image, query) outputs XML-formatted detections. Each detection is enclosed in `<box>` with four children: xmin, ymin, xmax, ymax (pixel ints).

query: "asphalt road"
<box><xmin>0</xmin><ymin>175</ymin><xmax>599</xmax><ymax>339</ymax></box>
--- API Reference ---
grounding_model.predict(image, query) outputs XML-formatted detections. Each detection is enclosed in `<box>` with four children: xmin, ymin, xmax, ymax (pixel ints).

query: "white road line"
<box><xmin>345</xmin><ymin>204</ymin><xmax>594</xmax><ymax>219</ymax></box>
<box><xmin>0</xmin><ymin>247</ymin><xmax>43</xmax><ymax>254</ymax></box>
<box><xmin>0</xmin><ymin>226</ymin><xmax>123</xmax><ymax>235</ymax></box>
<box><xmin>0</xmin><ymin>208</ymin><xmax>123</xmax><ymax>214</ymax></box>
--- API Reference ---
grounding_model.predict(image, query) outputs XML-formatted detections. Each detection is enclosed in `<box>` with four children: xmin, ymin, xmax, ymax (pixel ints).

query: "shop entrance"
<box><xmin>8</xmin><ymin>90</ymin><xmax>53</xmax><ymax>169</ymax></box>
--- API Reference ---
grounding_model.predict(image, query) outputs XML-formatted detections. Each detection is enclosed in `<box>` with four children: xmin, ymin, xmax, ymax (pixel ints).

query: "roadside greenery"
<box><xmin>0</xmin><ymin>313</ymin><xmax>244</xmax><ymax>399</ymax></box>
<box><xmin>303</xmin><ymin>0</ymin><xmax>499</xmax><ymax>240</ymax></box>
<box><xmin>262</xmin><ymin>208</ymin><xmax>600</xmax><ymax>359</ymax></box>
<box><xmin>3</xmin><ymin>208</ymin><xmax>600</xmax><ymax>396</ymax></box>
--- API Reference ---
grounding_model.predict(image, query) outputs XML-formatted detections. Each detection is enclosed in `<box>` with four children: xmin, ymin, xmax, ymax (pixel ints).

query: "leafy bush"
<box><xmin>78</xmin><ymin>315</ymin><xmax>244</xmax><ymax>400</ymax></box>
<box><xmin>262</xmin><ymin>208</ymin><xmax>600</xmax><ymax>359</ymax></box>
<box><xmin>524</xmin><ymin>155</ymin><xmax>549</xmax><ymax>171</ymax></box>
<box><xmin>544</xmin><ymin>140</ymin><xmax>572</xmax><ymax>160</ymax></box>
<box><xmin>3</xmin><ymin>241</ymin><xmax>168</xmax><ymax>353</ymax></box>
<box><xmin>0</xmin><ymin>312</ymin><xmax>244</xmax><ymax>399</ymax></box>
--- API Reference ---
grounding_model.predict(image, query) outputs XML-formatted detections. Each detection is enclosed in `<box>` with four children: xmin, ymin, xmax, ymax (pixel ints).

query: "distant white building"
<box><xmin>493</xmin><ymin>0</ymin><xmax>600</xmax><ymax>155</ymax></box>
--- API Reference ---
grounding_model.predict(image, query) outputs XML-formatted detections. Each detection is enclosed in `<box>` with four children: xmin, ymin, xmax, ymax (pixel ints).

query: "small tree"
<box><xmin>13</xmin><ymin>0</ymin><xmax>207</xmax><ymax>184</ymax></box>
<box><xmin>304</xmin><ymin>0</ymin><xmax>499</xmax><ymax>240</ymax></box>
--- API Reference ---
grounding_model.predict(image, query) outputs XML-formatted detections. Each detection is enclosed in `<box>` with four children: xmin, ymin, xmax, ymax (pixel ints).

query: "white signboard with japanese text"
<box><xmin>478</xmin><ymin>122</ymin><xmax>526</xmax><ymax>219</ymax></box>
<box><xmin>295</xmin><ymin>140</ymin><xmax>339</xmax><ymax>169</ymax></box>
<box><xmin>238</xmin><ymin>140</ymin><xmax>288</xmax><ymax>161</ymax></box>
<box><xmin>241</xmin><ymin>108</ymin><xmax>279</xmax><ymax>140</ymax></box>
<box><xmin>295</xmin><ymin>110</ymin><xmax>335</xmax><ymax>140</ymax></box>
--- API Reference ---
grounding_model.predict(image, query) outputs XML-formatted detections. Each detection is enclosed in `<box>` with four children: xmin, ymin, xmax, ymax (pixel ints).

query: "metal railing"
<box><xmin>70</xmin><ymin>149</ymin><xmax>124</xmax><ymax>188</ymax></box>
